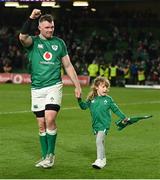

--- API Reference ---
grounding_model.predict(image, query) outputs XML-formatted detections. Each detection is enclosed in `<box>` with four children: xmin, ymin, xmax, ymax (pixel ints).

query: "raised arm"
<box><xmin>62</xmin><ymin>55</ymin><xmax>81</xmax><ymax>98</ymax></box>
<box><xmin>19</xmin><ymin>9</ymin><xmax>41</xmax><ymax>47</ymax></box>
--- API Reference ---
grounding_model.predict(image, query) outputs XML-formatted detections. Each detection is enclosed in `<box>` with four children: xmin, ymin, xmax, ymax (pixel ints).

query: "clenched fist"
<box><xmin>30</xmin><ymin>9</ymin><xmax>41</xmax><ymax>19</ymax></box>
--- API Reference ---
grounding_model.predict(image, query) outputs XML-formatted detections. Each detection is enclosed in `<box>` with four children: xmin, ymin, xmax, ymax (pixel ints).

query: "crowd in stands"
<box><xmin>0</xmin><ymin>27</ymin><xmax>27</xmax><ymax>73</ymax></box>
<box><xmin>0</xmin><ymin>8</ymin><xmax>160</xmax><ymax>86</ymax></box>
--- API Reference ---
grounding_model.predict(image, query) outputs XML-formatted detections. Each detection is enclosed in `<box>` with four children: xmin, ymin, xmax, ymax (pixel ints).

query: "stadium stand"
<box><xmin>0</xmin><ymin>1</ymin><xmax>160</xmax><ymax>85</ymax></box>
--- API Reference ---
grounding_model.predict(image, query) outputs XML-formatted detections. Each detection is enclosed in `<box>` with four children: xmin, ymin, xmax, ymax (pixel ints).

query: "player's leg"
<box><xmin>41</xmin><ymin>109</ymin><xmax>59</xmax><ymax>168</ymax></box>
<box><xmin>42</xmin><ymin>84</ymin><xmax>62</xmax><ymax>168</ymax></box>
<box><xmin>35</xmin><ymin>112</ymin><xmax>48</xmax><ymax>158</ymax></box>
<box><xmin>34</xmin><ymin>113</ymin><xmax>49</xmax><ymax>167</ymax></box>
<box><xmin>31</xmin><ymin>88</ymin><xmax>47</xmax><ymax>167</ymax></box>
<box><xmin>45</xmin><ymin>108</ymin><xmax>59</xmax><ymax>155</ymax></box>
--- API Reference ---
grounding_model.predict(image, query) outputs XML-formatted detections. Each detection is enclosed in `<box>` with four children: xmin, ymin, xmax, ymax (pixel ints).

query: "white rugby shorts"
<box><xmin>31</xmin><ymin>83</ymin><xmax>63</xmax><ymax>112</ymax></box>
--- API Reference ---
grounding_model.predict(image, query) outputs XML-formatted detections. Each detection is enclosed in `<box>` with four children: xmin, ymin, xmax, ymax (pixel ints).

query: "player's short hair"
<box><xmin>39</xmin><ymin>14</ymin><xmax>54</xmax><ymax>24</ymax></box>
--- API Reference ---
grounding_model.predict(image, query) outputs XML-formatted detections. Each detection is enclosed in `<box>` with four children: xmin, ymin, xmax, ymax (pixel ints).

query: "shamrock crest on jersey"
<box><xmin>52</xmin><ymin>45</ymin><xmax>58</xmax><ymax>51</ymax></box>
<box><xmin>43</xmin><ymin>51</ymin><xmax>52</xmax><ymax>61</ymax></box>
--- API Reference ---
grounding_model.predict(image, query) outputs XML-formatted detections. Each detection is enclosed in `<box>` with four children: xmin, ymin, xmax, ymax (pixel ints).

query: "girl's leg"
<box><xmin>96</xmin><ymin>131</ymin><xmax>106</xmax><ymax>160</ymax></box>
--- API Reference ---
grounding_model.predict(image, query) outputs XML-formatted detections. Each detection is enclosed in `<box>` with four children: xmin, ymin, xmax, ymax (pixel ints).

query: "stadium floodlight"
<box><xmin>5</xmin><ymin>2</ymin><xmax>19</xmax><ymax>7</ymax></box>
<box><xmin>91</xmin><ymin>8</ymin><xmax>96</xmax><ymax>12</ymax></box>
<box><xmin>73</xmin><ymin>1</ymin><xmax>89</xmax><ymax>7</ymax></box>
<box><xmin>16</xmin><ymin>5</ymin><xmax>29</xmax><ymax>8</ymax></box>
<box><xmin>41</xmin><ymin>1</ymin><xmax>60</xmax><ymax>8</ymax></box>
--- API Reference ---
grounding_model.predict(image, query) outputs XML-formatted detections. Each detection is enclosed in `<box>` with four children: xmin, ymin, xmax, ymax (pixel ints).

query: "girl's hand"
<box><xmin>122</xmin><ymin>118</ymin><xmax>128</xmax><ymax>124</ymax></box>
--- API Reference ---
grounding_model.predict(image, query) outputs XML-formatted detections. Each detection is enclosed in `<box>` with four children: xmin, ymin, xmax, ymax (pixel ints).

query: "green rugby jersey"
<box><xmin>78</xmin><ymin>96</ymin><xmax>126</xmax><ymax>133</ymax></box>
<box><xmin>26</xmin><ymin>36</ymin><xmax>68</xmax><ymax>89</ymax></box>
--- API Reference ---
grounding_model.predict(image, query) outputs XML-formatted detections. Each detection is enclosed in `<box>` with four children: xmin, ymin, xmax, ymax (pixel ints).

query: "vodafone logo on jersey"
<box><xmin>43</xmin><ymin>51</ymin><xmax>52</xmax><ymax>61</ymax></box>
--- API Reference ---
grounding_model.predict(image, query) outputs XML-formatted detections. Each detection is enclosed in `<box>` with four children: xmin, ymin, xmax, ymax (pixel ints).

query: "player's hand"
<box><xmin>30</xmin><ymin>9</ymin><xmax>41</xmax><ymax>19</ymax></box>
<box><xmin>75</xmin><ymin>87</ymin><xmax>82</xmax><ymax>98</ymax></box>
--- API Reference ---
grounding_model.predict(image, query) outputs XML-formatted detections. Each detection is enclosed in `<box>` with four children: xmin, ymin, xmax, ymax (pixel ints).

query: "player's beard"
<box><xmin>46</xmin><ymin>32</ymin><xmax>53</xmax><ymax>39</ymax></box>
<box><xmin>40</xmin><ymin>33</ymin><xmax>53</xmax><ymax>40</ymax></box>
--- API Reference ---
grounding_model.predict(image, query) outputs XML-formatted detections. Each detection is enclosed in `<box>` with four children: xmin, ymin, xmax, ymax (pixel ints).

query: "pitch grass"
<box><xmin>0</xmin><ymin>84</ymin><xmax>159</xmax><ymax>179</ymax></box>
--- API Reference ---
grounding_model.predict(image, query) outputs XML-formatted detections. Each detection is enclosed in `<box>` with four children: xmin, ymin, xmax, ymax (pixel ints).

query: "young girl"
<box><xmin>77</xmin><ymin>76</ymin><xmax>127</xmax><ymax>169</ymax></box>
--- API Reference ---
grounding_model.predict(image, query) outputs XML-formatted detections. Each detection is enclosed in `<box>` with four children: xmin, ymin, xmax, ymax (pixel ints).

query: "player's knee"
<box><xmin>45</xmin><ymin>104</ymin><xmax>60</xmax><ymax>112</ymax></box>
<box><xmin>38</xmin><ymin>125</ymin><xmax>44</xmax><ymax>132</ymax></box>
<box><xmin>39</xmin><ymin>126</ymin><xmax>46</xmax><ymax>133</ymax></box>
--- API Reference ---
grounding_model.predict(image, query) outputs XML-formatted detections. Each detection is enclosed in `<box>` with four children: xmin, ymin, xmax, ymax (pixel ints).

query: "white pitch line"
<box><xmin>120</xmin><ymin>100</ymin><xmax>160</xmax><ymax>106</ymax></box>
<box><xmin>0</xmin><ymin>107</ymin><xmax>79</xmax><ymax>115</ymax></box>
<box><xmin>0</xmin><ymin>101</ymin><xmax>160</xmax><ymax>115</ymax></box>
<box><xmin>63</xmin><ymin>93</ymin><xmax>73</xmax><ymax>96</ymax></box>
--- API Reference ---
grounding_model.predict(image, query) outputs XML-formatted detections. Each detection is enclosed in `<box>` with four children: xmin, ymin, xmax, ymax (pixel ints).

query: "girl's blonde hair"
<box><xmin>87</xmin><ymin>76</ymin><xmax>110</xmax><ymax>100</ymax></box>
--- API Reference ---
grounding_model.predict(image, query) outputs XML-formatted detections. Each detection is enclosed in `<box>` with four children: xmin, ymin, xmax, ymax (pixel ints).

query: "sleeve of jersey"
<box><xmin>77</xmin><ymin>98</ymin><xmax>89</xmax><ymax>110</ymax></box>
<box><xmin>61</xmin><ymin>39</ymin><xmax>68</xmax><ymax>58</ymax></box>
<box><xmin>25</xmin><ymin>36</ymin><xmax>35</xmax><ymax>51</ymax></box>
<box><xmin>110</xmin><ymin>98</ymin><xmax>126</xmax><ymax>119</ymax></box>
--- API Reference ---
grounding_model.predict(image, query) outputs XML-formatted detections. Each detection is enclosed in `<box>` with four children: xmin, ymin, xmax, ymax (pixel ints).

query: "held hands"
<box><xmin>30</xmin><ymin>9</ymin><xmax>41</xmax><ymax>19</ymax></box>
<box><xmin>75</xmin><ymin>87</ymin><xmax>82</xmax><ymax>99</ymax></box>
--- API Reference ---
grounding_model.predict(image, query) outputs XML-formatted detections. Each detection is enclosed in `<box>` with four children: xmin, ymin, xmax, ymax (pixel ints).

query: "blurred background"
<box><xmin>1</xmin><ymin>0</ymin><xmax>160</xmax><ymax>86</ymax></box>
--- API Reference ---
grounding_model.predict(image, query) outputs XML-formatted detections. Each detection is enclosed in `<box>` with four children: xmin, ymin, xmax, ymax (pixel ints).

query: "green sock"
<box><xmin>46</xmin><ymin>129</ymin><xmax>57</xmax><ymax>155</ymax></box>
<box><xmin>39</xmin><ymin>132</ymin><xmax>48</xmax><ymax>158</ymax></box>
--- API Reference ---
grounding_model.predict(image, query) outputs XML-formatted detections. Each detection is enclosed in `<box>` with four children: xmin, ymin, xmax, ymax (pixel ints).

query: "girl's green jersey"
<box><xmin>26</xmin><ymin>36</ymin><xmax>68</xmax><ymax>89</ymax></box>
<box><xmin>78</xmin><ymin>95</ymin><xmax>126</xmax><ymax>133</ymax></box>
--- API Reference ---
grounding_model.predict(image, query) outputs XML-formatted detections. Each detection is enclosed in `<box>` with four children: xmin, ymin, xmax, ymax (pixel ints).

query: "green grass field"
<box><xmin>0</xmin><ymin>84</ymin><xmax>159</xmax><ymax>179</ymax></box>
